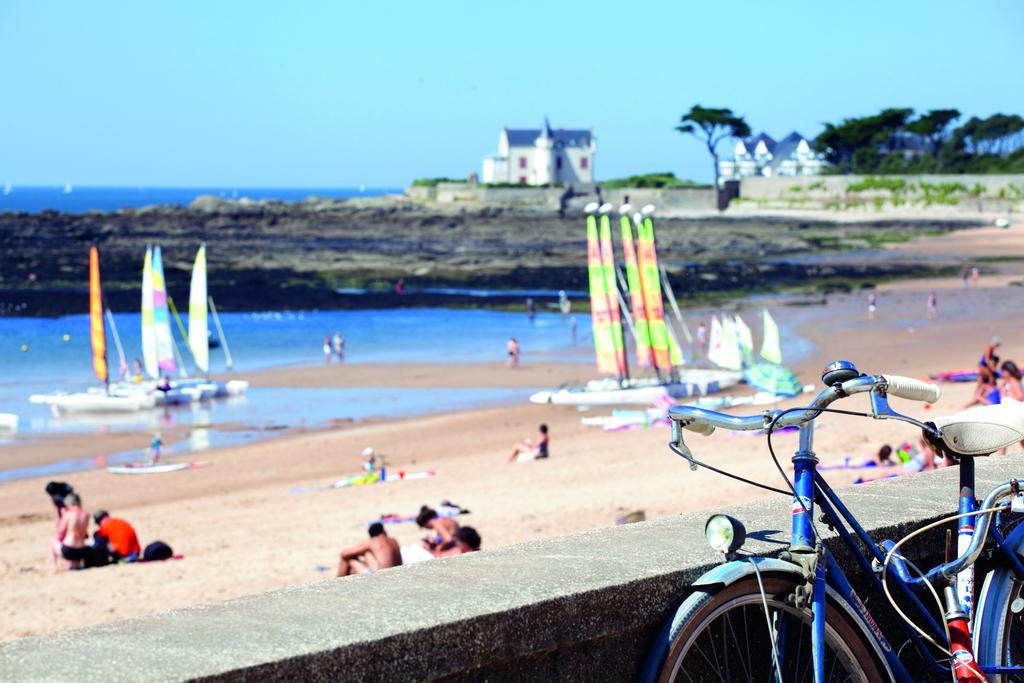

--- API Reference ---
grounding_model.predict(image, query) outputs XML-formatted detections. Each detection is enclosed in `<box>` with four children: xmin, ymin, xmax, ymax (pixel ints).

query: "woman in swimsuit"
<box><xmin>1000</xmin><ymin>360</ymin><xmax>1024</xmax><ymax>402</ymax></box>
<box><xmin>966</xmin><ymin>365</ymin><xmax>1001</xmax><ymax>408</ymax></box>
<box><xmin>49</xmin><ymin>492</ymin><xmax>89</xmax><ymax>573</ymax></box>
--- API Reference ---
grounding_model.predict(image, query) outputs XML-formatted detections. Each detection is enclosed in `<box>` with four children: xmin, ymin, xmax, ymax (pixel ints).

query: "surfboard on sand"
<box><xmin>107</xmin><ymin>462</ymin><xmax>209</xmax><ymax>475</ymax></box>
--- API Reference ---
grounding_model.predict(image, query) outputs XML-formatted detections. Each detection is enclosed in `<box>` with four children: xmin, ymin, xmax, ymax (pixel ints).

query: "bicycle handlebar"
<box><xmin>669</xmin><ymin>371</ymin><xmax>941</xmax><ymax>456</ymax></box>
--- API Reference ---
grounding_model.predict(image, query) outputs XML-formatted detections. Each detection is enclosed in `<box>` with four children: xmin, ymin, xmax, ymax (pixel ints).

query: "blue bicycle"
<box><xmin>643</xmin><ymin>360</ymin><xmax>1024</xmax><ymax>682</ymax></box>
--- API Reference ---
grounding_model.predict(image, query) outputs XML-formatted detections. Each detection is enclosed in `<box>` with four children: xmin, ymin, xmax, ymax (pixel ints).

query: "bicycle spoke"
<box><xmin>723</xmin><ymin>606</ymin><xmax>753</xmax><ymax>681</ymax></box>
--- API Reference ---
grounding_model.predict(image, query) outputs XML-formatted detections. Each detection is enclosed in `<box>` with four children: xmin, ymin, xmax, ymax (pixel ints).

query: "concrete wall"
<box><xmin>3</xmin><ymin>459</ymin><xmax>1018</xmax><ymax>682</ymax></box>
<box><xmin>737</xmin><ymin>174</ymin><xmax>1024</xmax><ymax>213</ymax></box>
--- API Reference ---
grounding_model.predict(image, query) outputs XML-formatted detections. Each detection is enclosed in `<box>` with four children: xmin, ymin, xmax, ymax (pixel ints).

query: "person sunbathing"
<box><xmin>435</xmin><ymin>526</ymin><xmax>481</xmax><ymax>557</ymax></box>
<box><xmin>506</xmin><ymin>424</ymin><xmax>549</xmax><ymax>463</ymax></box>
<box><xmin>416</xmin><ymin>505</ymin><xmax>460</xmax><ymax>551</ymax></box>
<box><xmin>337</xmin><ymin>522</ymin><xmax>402</xmax><ymax>577</ymax></box>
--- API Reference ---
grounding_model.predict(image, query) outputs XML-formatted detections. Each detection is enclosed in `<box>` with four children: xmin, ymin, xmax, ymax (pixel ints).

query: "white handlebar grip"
<box><xmin>683</xmin><ymin>421</ymin><xmax>716</xmax><ymax>436</ymax></box>
<box><xmin>882</xmin><ymin>375</ymin><xmax>941</xmax><ymax>403</ymax></box>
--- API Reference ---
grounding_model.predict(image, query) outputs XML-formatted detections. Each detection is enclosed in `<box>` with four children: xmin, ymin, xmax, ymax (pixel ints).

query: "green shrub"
<box><xmin>601</xmin><ymin>172</ymin><xmax>710</xmax><ymax>189</ymax></box>
<box><xmin>846</xmin><ymin>176</ymin><xmax>908</xmax><ymax>193</ymax></box>
<box><xmin>411</xmin><ymin>177</ymin><xmax>465</xmax><ymax>187</ymax></box>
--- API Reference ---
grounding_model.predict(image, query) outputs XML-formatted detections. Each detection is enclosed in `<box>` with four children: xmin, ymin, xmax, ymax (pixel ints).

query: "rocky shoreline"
<box><xmin>0</xmin><ymin>195</ymin><xmax>980</xmax><ymax>316</ymax></box>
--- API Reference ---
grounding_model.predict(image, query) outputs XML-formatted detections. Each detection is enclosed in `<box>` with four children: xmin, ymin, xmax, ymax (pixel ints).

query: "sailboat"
<box><xmin>30</xmin><ymin>248</ymin><xmax>156</xmax><ymax>413</ymax></box>
<box><xmin>181</xmin><ymin>244</ymin><xmax>248</xmax><ymax>398</ymax></box>
<box><xmin>3</xmin><ymin>182</ymin><xmax>11</xmax><ymax>196</ymax></box>
<box><xmin>530</xmin><ymin>204</ymin><xmax>742</xmax><ymax>406</ymax></box>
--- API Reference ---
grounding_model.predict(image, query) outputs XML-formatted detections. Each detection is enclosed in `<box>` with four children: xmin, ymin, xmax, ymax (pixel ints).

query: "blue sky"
<box><xmin>2</xmin><ymin>1</ymin><xmax>1022</xmax><ymax>187</ymax></box>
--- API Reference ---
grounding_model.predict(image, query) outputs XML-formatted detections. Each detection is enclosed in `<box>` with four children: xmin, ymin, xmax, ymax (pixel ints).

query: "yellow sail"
<box><xmin>89</xmin><ymin>247</ymin><xmax>108</xmax><ymax>384</ymax></box>
<box><xmin>141</xmin><ymin>247</ymin><xmax>158</xmax><ymax>378</ymax></box>
<box><xmin>587</xmin><ymin>215</ymin><xmax>618</xmax><ymax>375</ymax></box>
<box><xmin>761</xmin><ymin>310</ymin><xmax>783</xmax><ymax>364</ymax></box>
<box><xmin>188</xmin><ymin>245</ymin><xmax>209</xmax><ymax>373</ymax></box>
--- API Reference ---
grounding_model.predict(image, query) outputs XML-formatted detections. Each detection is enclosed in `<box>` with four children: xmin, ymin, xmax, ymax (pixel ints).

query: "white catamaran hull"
<box><xmin>30</xmin><ymin>391</ymin><xmax>157</xmax><ymax>414</ymax></box>
<box><xmin>530</xmin><ymin>370</ymin><xmax>743</xmax><ymax>406</ymax></box>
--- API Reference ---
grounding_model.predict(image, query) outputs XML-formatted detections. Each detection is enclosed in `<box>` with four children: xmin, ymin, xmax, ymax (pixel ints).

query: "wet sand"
<box><xmin>4</xmin><ymin>222</ymin><xmax>1024</xmax><ymax>641</ymax></box>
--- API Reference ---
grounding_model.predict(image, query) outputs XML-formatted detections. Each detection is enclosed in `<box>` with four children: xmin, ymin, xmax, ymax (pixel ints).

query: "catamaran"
<box><xmin>530</xmin><ymin>203</ymin><xmax>742</xmax><ymax>406</ymax></box>
<box><xmin>115</xmin><ymin>244</ymin><xmax>247</xmax><ymax>403</ymax></box>
<box><xmin>30</xmin><ymin>247</ymin><xmax>157</xmax><ymax>414</ymax></box>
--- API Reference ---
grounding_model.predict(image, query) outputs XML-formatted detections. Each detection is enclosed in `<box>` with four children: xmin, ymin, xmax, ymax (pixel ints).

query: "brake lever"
<box><xmin>870</xmin><ymin>389</ymin><xmax>944</xmax><ymax>441</ymax></box>
<box><xmin>669</xmin><ymin>421</ymin><xmax>698</xmax><ymax>470</ymax></box>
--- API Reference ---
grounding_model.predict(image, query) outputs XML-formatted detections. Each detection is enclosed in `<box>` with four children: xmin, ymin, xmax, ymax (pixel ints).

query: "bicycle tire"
<box><xmin>976</xmin><ymin>566</ymin><xmax>1024</xmax><ymax>681</ymax></box>
<box><xmin>644</xmin><ymin>575</ymin><xmax>888</xmax><ymax>683</ymax></box>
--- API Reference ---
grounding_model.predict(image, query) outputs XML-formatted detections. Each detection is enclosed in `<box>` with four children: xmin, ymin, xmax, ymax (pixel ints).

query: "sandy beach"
<box><xmin>4</xmin><ymin>223</ymin><xmax>1024</xmax><ymax>642</ymax></box>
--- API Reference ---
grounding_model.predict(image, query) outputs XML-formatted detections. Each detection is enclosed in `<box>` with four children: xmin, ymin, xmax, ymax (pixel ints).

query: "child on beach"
<box><xmin>150</xmin><ymin>433</ymin><xmax>163</xmax><ymax>463</ymax></box>
<box><xmin>323</xmin><ymin>336</ymin><xmax>332</xmax><ymax>365</ymax></box>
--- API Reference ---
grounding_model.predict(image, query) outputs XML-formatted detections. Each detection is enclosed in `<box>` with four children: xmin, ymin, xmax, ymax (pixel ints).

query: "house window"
<box><xmin>518</xmin><ymin>157</ymin><xmax>527</xmax><ymax>169</ymax></box>
<box><xmin>556</xmin><ymin>157</ymin><xmax>563</xmax><ymax>170</ymax></box>
<box><xmin>518</xmin><ymin>176</ymin><xmax>527</xmax><ymax>185</ymax></box>
<box><xmin>580</xmin><ymin>157</ymin><xmax>589</xmax><ymax>169</ymax></box>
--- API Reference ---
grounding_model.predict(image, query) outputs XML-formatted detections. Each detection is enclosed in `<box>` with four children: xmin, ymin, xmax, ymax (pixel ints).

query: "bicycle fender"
<box><xmin>691</xmin><ymin>557</ymin><xmax>805</xmax><ymax>588</ymax></box>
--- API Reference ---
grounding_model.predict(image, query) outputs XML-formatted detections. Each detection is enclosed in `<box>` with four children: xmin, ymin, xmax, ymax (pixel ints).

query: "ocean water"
<box><xmin>0</xmin><ymin>186</ymin><xmax>402</xmax><ymax>214</ymax></box>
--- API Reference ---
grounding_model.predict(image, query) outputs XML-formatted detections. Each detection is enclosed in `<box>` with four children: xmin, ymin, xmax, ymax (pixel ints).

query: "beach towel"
<box><xmin>400</xmin><ymin>543</ymin><xmax>436</xmax><ymax>565</ymax></box>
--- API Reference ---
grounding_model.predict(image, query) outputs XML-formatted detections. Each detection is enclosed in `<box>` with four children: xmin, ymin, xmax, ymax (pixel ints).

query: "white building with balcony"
<box><xmin>718</xmin><ymin>131</ymin><xmax>828</xmax><ymax>182</ymax></box>
<box><xmin>482</xmin><ymin>119</ymin><xmax>595</xmax><ymax>185</ymax></box>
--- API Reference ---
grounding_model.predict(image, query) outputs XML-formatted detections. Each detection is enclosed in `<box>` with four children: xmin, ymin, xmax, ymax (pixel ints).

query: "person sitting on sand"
<box><xmin>337</xmin><ymin>522</ymin><xmax>402</xmax><ymax>577</ymax></box>
<box><xmin>416</xmin><ymin>505</ymin><xmax>460</xmax><ymax>552</ymax></box>
<box><xmin>507</xmin><ymin>424</ymin><xmax>549</xmax><ymax>463</ymax></box>
<box><xmin>361</xmin><ymin>447</ymin><xmax>380</xmax><ymax>473</ymax></box>
<box><xmin>49</xmin><ymin>493</ymin><xmax>89</xmax><ymax>573</ymax></box>
<box><xmin>1000</xmin><ymin>360</ymin><xmax>1024</xmax><ymax>402</ymax></box>
<box><xmin>93</xmin><ymin>510</ymin><xmax>141</xmax><ymax>563</ymax></box>
<box><xmin>966</xmin><ymin>365</ymin><xmax>1001</xmax><ymax>408</ymax></box>
<box><xmin>434</xmin><ymin>526</ymin><xmax>482</xmax><ymax>557</ymax></box>
<box><xmin>981</xmin><ymin>338</ymin><xmax>1002</xmax><ymax>373</ymax></box>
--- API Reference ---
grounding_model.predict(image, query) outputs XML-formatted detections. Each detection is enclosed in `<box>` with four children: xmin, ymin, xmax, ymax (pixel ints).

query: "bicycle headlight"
<box><xmin>705</xmin><ymin>514</ymin><xmax>746</xmax><ymax>555</ymax></box>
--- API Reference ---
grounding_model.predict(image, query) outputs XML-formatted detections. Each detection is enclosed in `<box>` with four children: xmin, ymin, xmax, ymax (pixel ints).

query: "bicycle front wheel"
<box><xmin>645</xmin><ymin>575</ymin><xmax>887</xmax><ymax>683</ymax></box>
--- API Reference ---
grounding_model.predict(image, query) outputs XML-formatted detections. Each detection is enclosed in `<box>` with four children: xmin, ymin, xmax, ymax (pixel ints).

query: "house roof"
<box><xmin>742</xmin><ymin>132</ymin><xmax>777</xmax><ymax>154</ymax></box>
<box><xmin>505</xmin><ymin>127</ymin><xmax>593</xmax><ymax>148</ymax></box>
<box><xmin>766</xmin><ymin>132</ymin><xmax>806</xmax><ymax>169</ymax></box>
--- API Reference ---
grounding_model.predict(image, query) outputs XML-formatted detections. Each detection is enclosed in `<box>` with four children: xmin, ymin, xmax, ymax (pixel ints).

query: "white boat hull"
<box><xmin>530</xmin><ymin>371</ymin><xmax>743</xmax><ymax>406</ymax></box>
<box><xmin>30</xmin><ymin>392</ymin><xmax>157</xmax><ymax>414</ymax></box>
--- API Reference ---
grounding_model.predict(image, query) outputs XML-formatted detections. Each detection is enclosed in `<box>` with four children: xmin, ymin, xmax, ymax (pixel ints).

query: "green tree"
<box><xmin>814</xmin><ymin>108</ymin><xmax>914</xmax><ymax>170</ymax></box>
<box><xmin>904</xmin><ymin>109</ymin><xmax>960</xmax><ymax>154</ymax></box>
<box><xmin>675</xmin><ymin>105</ymin><xmax>751</xmax><ymax>188</ymax></box>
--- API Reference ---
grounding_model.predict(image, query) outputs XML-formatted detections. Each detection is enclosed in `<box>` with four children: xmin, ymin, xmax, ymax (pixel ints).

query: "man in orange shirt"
<box><xmin>93</xmin><ymin>510</ymin><xmax>141</xmax><ymax>562</ymax></box>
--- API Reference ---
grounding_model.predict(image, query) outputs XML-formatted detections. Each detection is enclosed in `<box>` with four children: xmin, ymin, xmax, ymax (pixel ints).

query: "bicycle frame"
<box><xmin>791</xmin><ymin>418</ymin><xmax>1024</xmax><ymax>680</ymax></box>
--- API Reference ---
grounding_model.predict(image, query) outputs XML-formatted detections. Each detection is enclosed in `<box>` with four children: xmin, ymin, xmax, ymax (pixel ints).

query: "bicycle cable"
<box><xmin>881</xmin><ymin>504</ymin><xmax>1010</xmax><ymax>664</ymax></box>
<box><xmin>749</xmin><ymin>558</ymin><xmax>784</xmax><ymax>683</ymax></box>
<box><xmin>765</xmin><ymin>406</ymin><xmax>873</xmax><ymax>545</ymax></box>
<box><xmin>669</xmin><ymin>442</ymin><xmax>791</xmax><ymax>496</ymax></box>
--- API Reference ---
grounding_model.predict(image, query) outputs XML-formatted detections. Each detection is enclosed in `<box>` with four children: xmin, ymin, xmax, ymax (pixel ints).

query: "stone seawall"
<box><xmin>3</xmin><ymin>459</ymin><xmax>1019</xmax><ymax>682</ymax></box>
<box><xmin>407</xmin><ymin>183</ymin><xmax>717</xmax><ymax>212</ymax></box>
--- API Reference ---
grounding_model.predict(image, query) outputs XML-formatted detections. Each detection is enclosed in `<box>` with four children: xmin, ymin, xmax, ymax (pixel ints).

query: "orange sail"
<box><xmin>89</xmin><ymin>246</ymin><xmax>108</xmax><ymax>384</ymax></box>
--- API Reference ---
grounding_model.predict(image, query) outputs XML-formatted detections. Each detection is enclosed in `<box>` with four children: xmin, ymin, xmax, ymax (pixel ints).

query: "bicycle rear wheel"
<box><xmin>644</xmin><ymin>575</ymin><xmax>887</xmax><ymax>682</ymax></box>
<box><xmin>976</xmin><ymin>567</ymin><xmax>1024</xmax><ymax>681</ymax></box>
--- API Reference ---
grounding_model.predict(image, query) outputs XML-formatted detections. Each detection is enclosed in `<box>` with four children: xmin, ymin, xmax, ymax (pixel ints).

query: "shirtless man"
<box><xmin>49</xmin><ymin>493</ymin><xmax>89</xmax><ymax>573</ymax></box>
<box><xmin>337</xmin><ymin>522</ymin><xmax>402</xmax><ymax>577</ymax></box>
<box><xmin>416</xmin><ymin>505</ymin><xmax>460</xmax><ymax>552</ymax></box>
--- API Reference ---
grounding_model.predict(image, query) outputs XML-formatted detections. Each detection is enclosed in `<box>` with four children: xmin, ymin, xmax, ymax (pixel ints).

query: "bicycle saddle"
<box><xmin>933</xmin><ymin>400</ymin><xmax>1024</xmax><ymax>456</ymax></box>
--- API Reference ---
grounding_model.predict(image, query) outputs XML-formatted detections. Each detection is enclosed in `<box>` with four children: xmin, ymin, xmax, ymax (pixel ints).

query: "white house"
<box><xmin>483</xmin><ymin>119</ymin><xmax>596</xmax><ymax>185</ymax></box>
<box><xmin>718</xmin><ymin>131</ymin><xmax>828</xmax><ymax>183</ymax></box>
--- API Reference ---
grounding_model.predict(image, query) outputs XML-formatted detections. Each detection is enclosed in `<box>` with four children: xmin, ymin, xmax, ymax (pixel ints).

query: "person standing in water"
<box><xmin>332</xmin><ymin>331</ymin><xmax>345</xmax><ymax>362</ymax></box>
<box><xmin>150</xmin><ymin>433</ymin><xmax>163</xmax><ymax>463</ymax></box>
<box><xmin>323</xmin><ymin>335</ymin><xmax>332</xmax><ymax>365</ymax></box>
<box><xmin>569</xmin><ymin>316</ymin><xmax>577</xmax><ymax>345</ymax></box>
<box><xmin>525</xmin><ymin>298</ymin><xmax>536</xmax><ymax>321</ymax></box>
<box><xmin>867</xmin><ymin>293</ymin><xmax>877</xmax><ymax>320</ymax></box>
<box><xmin>927</xmin><ymin>291</ymin><xmax>938</xmax><ymax>320</ymax></box>
<box><xmin>506</xmin><ymin>337</ymin><xmax>520</xmax><ymax>367</ymax></box>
